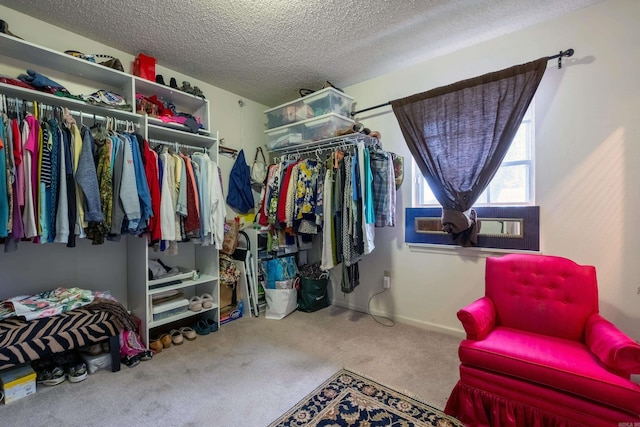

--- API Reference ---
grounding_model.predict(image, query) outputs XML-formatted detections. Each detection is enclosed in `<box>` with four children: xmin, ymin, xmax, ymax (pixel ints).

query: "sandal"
<box><xmin>189</xmin><ymin>296</ymin><xmax>203</xmax><ymax>312</ymax></box>
<box><xmin>205</xmin><ymin>318</ymin><xmax>219</xmax><ymax>333</ymax></box>
<box><xmin>159</xmin><ymin>333</ymin><xmax>172</xmax><ymax>348</ymax></box>
<box><xmin>149</xmin><ymin>338</ymin><xmax>163</xmax><ymax>353</ymax></box>
<box><xmin>179</xmin><ymin>326</ymin><xmax>197</xmax><ymax>341</ymax></box>
<box><xmin>194</xmin><ymin>319</ymin><xmax>210</xmax><ymax>336</ymax></box>
<box><xmin>201</xmin><ymin>293</ymin><xmax>214</xmax><ymax>310</ymax></box>
<box><xmin>170</xmin><ymin>329</ymin><xmax>184</xmax><ymax>345</ymax></box>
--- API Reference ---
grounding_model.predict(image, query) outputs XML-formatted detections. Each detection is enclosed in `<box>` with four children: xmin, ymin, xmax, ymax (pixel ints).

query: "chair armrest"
<box><xmin>457</xmin><ymin>296</ymin><xmax>496</xmax><ymax>340</ymax></box>
<box><xmin>586</xmin><ymin>314</ymin><xmax>640</xmax><ymax>374</ymax></box>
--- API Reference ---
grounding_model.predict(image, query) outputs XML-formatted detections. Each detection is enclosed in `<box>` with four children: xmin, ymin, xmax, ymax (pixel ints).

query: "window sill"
<box><xmin>406</xmin><ymin>242</ymin><xmax>541</xmax><ymax>258</ymax></box>
<box><xmin>405</xmin><ymin>206</ymin><xmax>540</xmax><ymax>251</ymax></box>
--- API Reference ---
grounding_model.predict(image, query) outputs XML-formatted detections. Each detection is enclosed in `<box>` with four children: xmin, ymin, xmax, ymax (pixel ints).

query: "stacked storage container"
<box><xmin>264</xmin><ymin>88</ymin><xmax>355</xmax><ymax>150</ymax></box>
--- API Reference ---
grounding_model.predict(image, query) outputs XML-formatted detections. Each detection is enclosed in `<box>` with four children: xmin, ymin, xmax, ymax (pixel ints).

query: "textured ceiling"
<box><xmin>2</xmin><ymin>0</ymin><xmax>602</xmax><ymax>107</ymax></box>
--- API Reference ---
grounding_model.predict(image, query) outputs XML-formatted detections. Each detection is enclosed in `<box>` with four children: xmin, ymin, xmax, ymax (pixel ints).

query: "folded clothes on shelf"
<box><xmin>18</xmin><ymin>69</ymin><xmax>67</xmax><ymax>94</ymax></box>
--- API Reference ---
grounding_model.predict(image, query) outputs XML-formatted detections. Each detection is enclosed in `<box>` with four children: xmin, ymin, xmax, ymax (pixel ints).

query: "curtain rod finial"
<box><xmin>557</xmin><ymin>48</ymin><xmax>574</xmax><ymax>69</ymax></box>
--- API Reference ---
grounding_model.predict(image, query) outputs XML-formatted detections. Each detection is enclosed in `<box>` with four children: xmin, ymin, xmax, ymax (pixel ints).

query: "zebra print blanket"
<box><xmin>0</xmin><ymin>302</ymin><xmax>126</xmax><ymax>371</ymax></box>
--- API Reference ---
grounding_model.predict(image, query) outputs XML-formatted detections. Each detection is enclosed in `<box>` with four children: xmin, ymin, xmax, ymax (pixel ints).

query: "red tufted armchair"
<box><xmin>445</xmin><ymin>254</ymin><xmax>640</xmax><ymax>427</ymax></box>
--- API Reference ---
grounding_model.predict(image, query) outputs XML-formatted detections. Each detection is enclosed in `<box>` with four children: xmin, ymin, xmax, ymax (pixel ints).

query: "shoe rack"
<box><xmin>0</xmin><ymin>32</ymin><xmax>221</xmax><ymax>347</ymax></box>
<box><xmin>127</xmin><ymin>237</ymin><xmax>220</xmax><ymax>348</ymax></box>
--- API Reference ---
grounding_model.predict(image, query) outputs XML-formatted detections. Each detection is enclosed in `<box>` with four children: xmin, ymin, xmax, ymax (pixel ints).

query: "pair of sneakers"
<box><xmin>34</xmin><ymin>353</ymin><xmax>88</xmax><ymax>386</ymax></box>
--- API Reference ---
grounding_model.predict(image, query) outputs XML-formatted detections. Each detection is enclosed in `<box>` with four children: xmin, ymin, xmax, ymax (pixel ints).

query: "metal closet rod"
<box><xmin>272</xmin><ymin>135</ymin><xmax>380</xmax><ymax>160</ymax></box>
<box><xmin>67</xmin><ymin>110</ymin><xmax>139</xmax><ymax>132</ymax></box>
<box><xmin>149</xmin><ymin>138</ymin><xmax>207</xmax><ymax>152</ymax></box>
<box><xmin>1</xmin><ymin>97</ymin><xmax>138</xmax><ymax>129</ymax></box>
<box><xmin>68</xmin><ymin>110</ymin><xmax>138</xmax><ymax>124</ymax></box>
<box><xmin>349</xmin><ymin>48</ymin><xmax>575</xmax><ymax>117</ymax></box>
<box><xmin>0</xmin><ymin>97</ymin><xmax>127</xmax><ymax>122</ymax></box>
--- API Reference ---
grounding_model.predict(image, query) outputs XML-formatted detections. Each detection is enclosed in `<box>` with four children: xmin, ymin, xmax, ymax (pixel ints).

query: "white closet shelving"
<box><xmin>127</xmin><ymin>237</ymin><xmax>220</xmax><ymax>346</ymax></box>
<box><xmin>0</xmin><ymin>32</ymin><xmax>221</xmax><ymax>348</ymax></box>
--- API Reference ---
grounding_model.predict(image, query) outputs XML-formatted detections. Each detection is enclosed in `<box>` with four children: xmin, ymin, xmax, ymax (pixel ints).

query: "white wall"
<box><xmin>336</xmin><ymin>0</ymin><xmax>640</xmax><ymax>340</ymax></box>
<box><xmin>0</xmin><ymin>6</ymin><xmax>268</xmax><ymax>303</ymax></box>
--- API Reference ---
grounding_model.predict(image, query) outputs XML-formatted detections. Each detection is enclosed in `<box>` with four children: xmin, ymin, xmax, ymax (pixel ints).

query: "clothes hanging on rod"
<box><xmin>0</xmin><ymin>93</ymin><xmax>224</xmax><ymax>253</ymax></box>
<box><xmin>255</xmin><ymin>135</ymin><xmax>397</xmax><ymax>293</ymax></box>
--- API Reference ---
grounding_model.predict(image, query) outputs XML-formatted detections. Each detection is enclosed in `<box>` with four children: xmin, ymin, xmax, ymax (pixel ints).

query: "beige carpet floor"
<box><xmin>0</xmin><ymin>306</ymin><xmax>462</xmax><ymax>427</ymax></box>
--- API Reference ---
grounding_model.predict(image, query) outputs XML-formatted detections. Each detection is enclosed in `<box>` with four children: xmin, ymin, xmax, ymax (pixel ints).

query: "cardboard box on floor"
<box><xmin>220</xmin><ymin>283</ymin><xmax>238</xmax><ymax>312</ymax></box>
<box><xmin>0</xmin><ymin>364</ymin><xmax>36</xmax><ymax>404</ymax></box>
<box><xmin>220</xmin><ymin>282</ymin><xmax>244</xmax><ymax>324</ymax></box>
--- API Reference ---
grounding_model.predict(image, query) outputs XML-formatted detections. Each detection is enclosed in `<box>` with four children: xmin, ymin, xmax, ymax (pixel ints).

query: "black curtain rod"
<box><xmin>350</xmin><ymin>48</ymin><xmax>575</xmax><ymax>117</ymax></box>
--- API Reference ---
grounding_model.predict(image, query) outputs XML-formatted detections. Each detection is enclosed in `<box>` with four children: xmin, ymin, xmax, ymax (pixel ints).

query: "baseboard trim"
<box><xmin>330</xmin><ymin>300</ymin><xmax>465</xmax><ymax>339</ymax></box>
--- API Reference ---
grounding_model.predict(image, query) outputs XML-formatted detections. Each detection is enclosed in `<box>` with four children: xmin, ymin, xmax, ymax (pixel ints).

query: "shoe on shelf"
<box><xmin>0</xmin><ymin>19</ymin><xmax>22</xmax><ymax>39</ymax></box>
<box><xmin>201</xmin><ymin>293</ymin><xmax>214</xmax><ymax>310</ymax></box>
<box><xmin>205</xmin><ymin>317</ymin><xmax>218</xmax><ymax>333</ymax></box>
<box><xmin>159</xmin><ymin>333</ymin><xmax>172</xmax><ymax>348</ymax></box>
<box><xmin>179</xmin><ymin>326</ymin><xmax>197</xmax><ymax>341</ymax></box>
<box><xmin>170</xmin><ymin>329</ymin><xmax>184</xmax><ymax>345</ymax></box>
<box><xmin>192</xmin><ymin>86</ymin><xmax>205</xmax><ymax>99</ymax></box>
<box><xmin>181</xmin><ymin>81</ymin><xmax>193</xmax><ymax>94</ymax></box>
<box><xmin>194</xmin><ymin>319</ymin><xmax>210</xmax><ymax>336</ymax></box>
<box><xmin>149</xmin><ymin>338</ymin><xmax>163</xmax><ymax>353</ymax></box>
<box><xmin>189</xmin><ymin>296</ymin><xmax>203</xmax><ymax>312</ymax></box>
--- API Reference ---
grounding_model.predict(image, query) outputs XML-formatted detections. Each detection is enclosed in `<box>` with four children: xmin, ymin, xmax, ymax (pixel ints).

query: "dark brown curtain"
<box><xmin>391</xmin><ymin>58</ymin><xmax>547</xmax><ymax>246</ymax></box>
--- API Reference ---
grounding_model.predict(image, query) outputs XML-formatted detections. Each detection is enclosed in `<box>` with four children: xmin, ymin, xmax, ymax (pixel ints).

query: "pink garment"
<box><xmin>158</xmin><ymin>115</ymin><xmax>187</xmax><ymax>125</ymax></box>
<box><xmin>11</xmin><ymin>119</ymin><xmax>23</xmax><ymax>207</ymax></box>
<box><xmin>8</xmin><ymin>118</ymin><xmax>24</xmax><ymax>240</ymax></box>
<box><xmin>119</xmin><ymin>330</ymin><xmax>146</xmax><ymax>358</ymax></box>
<box><xmin>25</xmin><ymin>115</ymin><xmax>39</xmax><ymax>218</ymax></box>
<box><xmin>21</xmin><ymin>118</ymin><xmax>37</xmax><ymax>238</ymax></box>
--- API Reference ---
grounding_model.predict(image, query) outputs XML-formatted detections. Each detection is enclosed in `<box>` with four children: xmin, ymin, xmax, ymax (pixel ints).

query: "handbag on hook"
<box><xmin>250</xmin><ymin>147</ymin><xmax>267</xmax><ymax>185</ymax></box>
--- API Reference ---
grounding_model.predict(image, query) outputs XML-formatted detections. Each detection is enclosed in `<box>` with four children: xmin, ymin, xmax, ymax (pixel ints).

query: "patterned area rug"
<box><xmin>268</xmin><ymin>369</ymin><xmax>464</xmax><ymax>426</ymax></box>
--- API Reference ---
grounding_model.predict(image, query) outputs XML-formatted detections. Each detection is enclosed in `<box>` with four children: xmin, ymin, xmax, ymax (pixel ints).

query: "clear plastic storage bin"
<box><xmin>265</xmin><ymin>113</ymin><xmax>354</xmax><ymax>150</ymax></box>
<box><xmin>264</xmin><ymin>87</ymin><xmax>354</xmax><ymax>129</ymax></box>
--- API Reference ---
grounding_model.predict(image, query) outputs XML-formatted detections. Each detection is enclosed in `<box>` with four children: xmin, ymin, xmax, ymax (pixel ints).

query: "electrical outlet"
<box><xmin>383</xmin><ymin>271</ymin><xmax>391</xmax><ymax>289</ymax></box>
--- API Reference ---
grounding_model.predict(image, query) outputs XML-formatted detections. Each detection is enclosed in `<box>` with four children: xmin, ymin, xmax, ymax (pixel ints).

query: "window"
<box><xmin>413</xmin><ymin>102</ymin><xmax>534</xmax><ymax>207</ymax></box>
<box><xmin>406</xmin><ymin>102</ymin><xmax>539</xmax><ymax>251</ymax></box>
